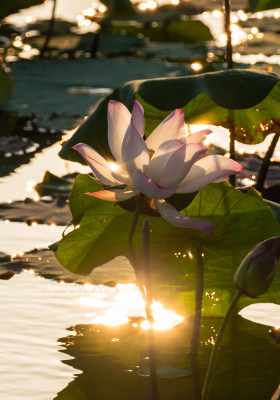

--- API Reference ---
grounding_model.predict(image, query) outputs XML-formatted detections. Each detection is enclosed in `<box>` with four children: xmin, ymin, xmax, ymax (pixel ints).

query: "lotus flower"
<box><xmin>74</xmin><ymin>100</ymin><xmax>242</xmax><ymax>234</ymax></box>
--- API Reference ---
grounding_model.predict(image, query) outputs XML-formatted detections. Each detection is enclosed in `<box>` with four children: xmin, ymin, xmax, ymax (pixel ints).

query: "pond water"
<box><xmin>1</xmin><ymin>1</ymin><xmax>280</xmax><ymax>399</ymax></box>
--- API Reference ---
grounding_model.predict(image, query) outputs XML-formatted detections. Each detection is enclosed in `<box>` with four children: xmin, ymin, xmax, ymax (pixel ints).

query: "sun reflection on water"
<box><xmin>78</xmin><ymin>283</ymin><xmax>184</xmax><ymax>331</ymax></box>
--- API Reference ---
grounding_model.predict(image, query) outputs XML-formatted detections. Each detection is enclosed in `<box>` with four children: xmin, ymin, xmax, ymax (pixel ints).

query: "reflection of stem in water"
<box><xmin>190</xmin><ymin>246</ymin><xmax>204</xmax><ymax>400</ymax></box>
<box><xmin>128</xmin><ymin>194</ymin><xmax>145</xmax><ymax>299</ymax></box>
<box><xmin>255</xmin><ymin>133</ymin><xmax>280</xmax><ymax>193</ymax></box>
<box><xmin>143</xmin><ymin>218</ymin><xmax>160</xmax><ymax>400</ymax></box>
<box><xmin>202</xmin><ymin>289</ymin><xmax>243</xmax><ymax>400</ymax></box>
<box><xmin>223</xmin><ymin>0</ymin><xmax>233</xmax><ymax>69</ymax></box>
<box><xmin>40</xmin><ymin>0</ymin><xmax>57</xmax><ymax>58</ymax></box>
<box><xmin>228</xmin><ymin>110</ymin><xmax>236</xmax><ymax>186</ymax></box>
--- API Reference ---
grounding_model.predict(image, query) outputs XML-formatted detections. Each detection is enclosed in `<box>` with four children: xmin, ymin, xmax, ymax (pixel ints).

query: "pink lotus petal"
<box><xmin>73</xmin><ymin>143</ymin><xmax>126</xmax><ymax>186</ymax></box>
<box><xmin>132</xmin><ymin>101</ymin><xmax>145</xmax><ymax>137</ymax></box>
<box><xmin>87</xmin><ymin>188</ymin><xmax>139</xmax><ymax>201</ymax></box>
<box><xmin>145</xmin><ymin>109</ymin><xmax>186</xmax><ymax>151</ymax></box>
<box><xmin>107</xmin><ymin>100</ymin><xmax>132</xmax><ymax>163</ymax></box>
<box><xmin>155</xmin><ymin>199</ymin><xmax>213</xmax><ymax>234</ymax></box>
<box><xmin>132</xmin><ymin>169</ymin><xmax>177</xmax><ymax>199</ymax></box>
<box><xmin>147</xmin><ymin>140</ymin><xmax>207</xmax><ymax>187</ymax></box>
<box><xmin>184</xmin><ymin>129</ymin><xmax>212</xmax><ymax>144</ymax></box>
<box><xmin>177</xmin><ymin>155</ymin><xmax>243</xmax><ymax>193</ymax></box>
<box><xmin>121</xmin><ymin>120</ymin><xmax>149</xmax><ymax>175</ymax></box>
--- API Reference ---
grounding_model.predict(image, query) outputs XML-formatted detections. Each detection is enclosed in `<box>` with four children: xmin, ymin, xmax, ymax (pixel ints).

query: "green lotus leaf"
<box><xmin>248</xmin><ymin>0</ymin><xmax>280</xmax><ymax>12</ymax></box>
<box><xmin>54</xmin><ymin>175</ymin><xmax>280</xmax><ymax>316</ymax></box>
<box><xmin>59</xmin><ymin>69</ymin><xmax>280</xmax><ymax>163</ymax></box>
<box><xmin>0</xmin><ymin>0</ymin><xmax>45</xmax><ymax>19</ymax></box>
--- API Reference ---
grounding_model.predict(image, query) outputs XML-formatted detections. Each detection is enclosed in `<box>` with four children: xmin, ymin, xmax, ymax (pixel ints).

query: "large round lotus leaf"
<box><xmin>248</xmin><ymin>0</ymin><xmax>280</xmax><ymax>12</ymax></box>
<box><xmin>59</xmin><ymin>69</ymin><xmax>280</xmax><ymax>163</ymax></box>
<box><xmin>0</xmin><ymin>0</ymin><xmax>45</xmax><ymax>19</ymax></box>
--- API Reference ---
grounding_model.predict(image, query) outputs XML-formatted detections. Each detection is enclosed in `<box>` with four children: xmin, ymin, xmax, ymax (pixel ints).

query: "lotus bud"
<box><xmin>234</xmin><ymin>236</ymin><xmax>280</xmax><ymax>298</ymax></box>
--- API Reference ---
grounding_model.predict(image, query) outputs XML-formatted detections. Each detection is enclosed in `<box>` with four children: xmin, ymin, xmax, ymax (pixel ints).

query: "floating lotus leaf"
<box><xmin>0</xmin><ymin>197</ymin><xmax>71</xmax><ymax>226</ymax></box>
<box><xmin>54</xmin><ymin>175</ymin><xmax>280</xmax><ymax>316</ymax></box>
<box><xmin>112</xmin><ymin>19</ymin><xmax>212</xmax><ymax>43</ymax></box>
<box><xmin>59</xmin><ymin>69</ymin><xmax>280</xmax><ymax>163</ymax></box>
<box><xmin>0</xmin><ymin>0</ymin><xmax>45</xmax><ymax>19</ymax></box>
<box><xmin>248</xmin><ymin>0</ymin><xmax>280</xmax><ymax>12</ymax></box>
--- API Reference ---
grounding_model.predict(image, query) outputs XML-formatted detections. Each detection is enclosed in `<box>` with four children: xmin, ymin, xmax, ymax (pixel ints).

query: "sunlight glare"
<box><xmin>98</xmin><ymin>5</ymin><xmax>107</xmax><ymax>12</ymax></box>
<box><xmin>147</xmin><ymin>0</ymin><xmax>157</xmax><ymax>9</ymax></box>
<box><xmin>78</xmin><ymin>283</ymin><xmax>183</xmax><ymax>330</ymax></box>
<box><xmin>108</xmin><ymin>162</ymin><xmax>120</xmax><ymax>172</ymax></box>
<box><xmin>212</xmin><ymin>10</ymin><xmax>222</xmax><ymax>18</ymax></box>
<box><xmin>191</xmin><ymin>62</ymin><xmax>202</xmax><ymax>72</ymax></box>
<box><xmin>139</xmin><ymin>3</ymin><xmax>148</xmax><ymax>10</ymax></box>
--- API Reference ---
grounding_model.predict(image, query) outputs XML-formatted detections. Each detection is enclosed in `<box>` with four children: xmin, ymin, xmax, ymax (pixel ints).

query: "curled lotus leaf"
<box><xmin>59</xmin><ymin>69</ymin><xmax>280</xmax><ymax>163</ymax></box>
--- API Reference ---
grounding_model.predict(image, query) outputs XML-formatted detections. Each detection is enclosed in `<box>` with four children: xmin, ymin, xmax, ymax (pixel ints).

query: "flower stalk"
<box><xmin>128</xmin><ymin>194</ymin><xmax>146</xmax><ymax>299</ymax></box>
<box><xmin>190</xmin><ymin>246</ymin><xmax>204</xmax><ymax>400</ymax></box>
<box><xmin>202</xmin><ymin>289</ymin><xmax>243</xmax><ymax>400</ymax></box>
<box><xmin>224</xmin><ymin>0</ymin><xmax>233</xmax><ymax>70</ymax></box>
<box><xmin>143</xmin><ymin>218</ymin><xmax>160</xmax><ymax>400</ymax></box>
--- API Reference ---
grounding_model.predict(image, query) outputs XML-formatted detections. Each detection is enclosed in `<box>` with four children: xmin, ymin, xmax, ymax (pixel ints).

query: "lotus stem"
<box><xmin>190</xmin><ymin>246</ymin><xmax>204</xmax><ymax>400</ymax></box>
<box><xmin>224</xmin><ymin>0</ymin><xmax>233</xmax><ymax>69</ymax></box>
<box><xmin>128</xmin><ymin>194</ymin><xmax>145</xmax><ymax>298</ymax></box>
<box><xmin>202</xmin><ymin>289</ymin><xmax>243</xmax><ymax>400</ymax></box>
<box><xmin>40</xmin><ymin>0</ymin><xmax>57</xmax><ymax>58</ymax></box>
<box><xmin>90</xmin><ymin>32</ymin><xmax>100</xmax><ymax>58</ymax></box>
<box><xmin>143</xmin><ymin>218</ymin><xmax>160</xmax><ymax>400</ymax></box>
<box><xmin>228</xmin><ymin>112</ymin><xmax>236</xmax><ymax>186</ymax></box>
<box><xmin>255</xmin><ymin>133</ymin><xmax>280</xmax><ymax>193</ymax></box>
